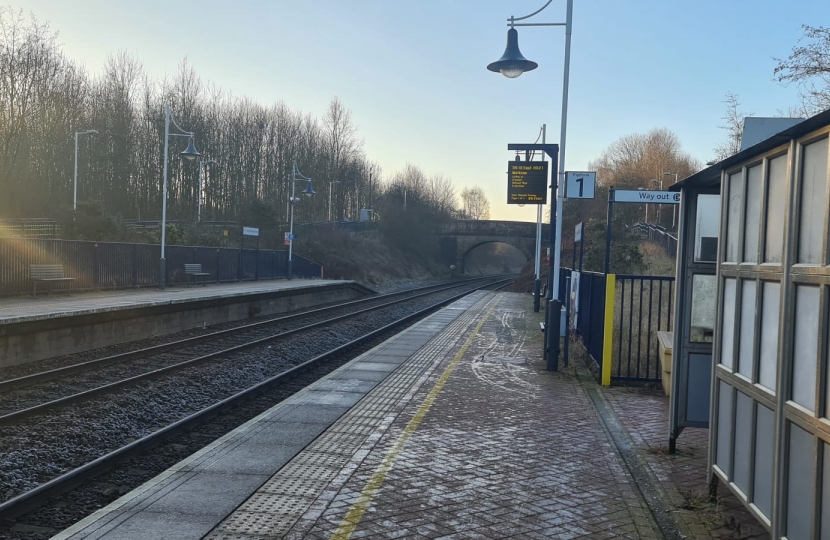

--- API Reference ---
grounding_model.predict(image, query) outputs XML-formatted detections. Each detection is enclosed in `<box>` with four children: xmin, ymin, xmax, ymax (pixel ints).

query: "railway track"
<box><xmin>0</xmin><ymin>277</ymin><xmax>511</xmax><ymax>533</ymax></box>
<box><xmin>0</xmin><ymin>277</ymin><xmax>500</xmax><ymax>423</ymax></box>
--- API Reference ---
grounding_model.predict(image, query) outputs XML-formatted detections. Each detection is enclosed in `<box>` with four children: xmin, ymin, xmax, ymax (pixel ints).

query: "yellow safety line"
<box><xmin>602</xmin><ymin>273</ymin><xmax>615</xmax><ymax>387</ymax></box>
<box><xmin>328</xmin><ymin>297</ymin><xmax>501</xmax><ymax>540</ymax></box>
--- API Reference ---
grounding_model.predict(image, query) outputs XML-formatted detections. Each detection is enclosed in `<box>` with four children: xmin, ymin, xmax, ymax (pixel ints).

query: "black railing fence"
<box><xmin>0</xmin><ymin>238</ymin><xmax>321</xmax><ymax>296</ymax></box>
<box><xmin>635</xmin><ymin>222</ymin><xmax>677</xmax><ymax>257</ymax></box>
<box><xmin>612</xmin><ymin>274</ymin><xmax>674</xmax><ymax>382</ymax></box>
<box><xmin>562</xmin><ymin>268</ymin><xmax>675</xmax><ymax>383</ymax></box>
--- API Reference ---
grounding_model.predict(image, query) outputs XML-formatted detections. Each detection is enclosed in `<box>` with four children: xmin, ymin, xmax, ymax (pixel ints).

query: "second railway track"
<box><xmin>0</xmin><ymin>277</ymin><xmax>511</xmax><ymax>536</ymax></box>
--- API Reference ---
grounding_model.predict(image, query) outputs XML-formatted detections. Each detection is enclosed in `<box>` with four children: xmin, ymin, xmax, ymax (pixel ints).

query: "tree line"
<box><xmin>0</xmin><ymin>9</ymin><xmax>488</xmax><ymax>234</ymax></box>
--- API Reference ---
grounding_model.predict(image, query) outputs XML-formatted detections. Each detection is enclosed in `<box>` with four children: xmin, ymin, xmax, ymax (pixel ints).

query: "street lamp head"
<box><xmin>302</xmin><ymin>179</ymin><xmax>315</xmax><ymax>196</ymax></box>
<box><xmin>663</xmin><ymin>172</ymin><xmax>675</xmax><ymax>177</ymax></box>
<box><xmin>487</xmin><ymin>28</ymin><xmax>538</xmax><ymax>78</ymax></box>
<box><xmin>180</xmin><ymin>136</ymin><xmax>201</xmax><ymax>161</ymax></box>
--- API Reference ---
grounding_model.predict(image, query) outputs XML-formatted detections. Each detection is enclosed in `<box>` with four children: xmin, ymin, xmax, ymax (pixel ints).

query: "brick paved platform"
<box><xmin>55</xmin><ymin>292</ymin><xmax>768</xmax><ymax>539</ymax></box>
<box><xmin>603</xmin><ymin>386</ymin><xmax>770</xmax><ymax>540</ymax></box>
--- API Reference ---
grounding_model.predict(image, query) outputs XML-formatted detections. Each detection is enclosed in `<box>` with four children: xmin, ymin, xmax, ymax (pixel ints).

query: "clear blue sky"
<box><xmin>11</xmin><ymin>0</ymin><xmax>826</xmax><ymax>221</ymax></box>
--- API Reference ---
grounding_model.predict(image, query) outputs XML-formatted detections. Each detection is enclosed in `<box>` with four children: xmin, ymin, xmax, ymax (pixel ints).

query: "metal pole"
<box><xmin>579</xmin><ymin>232</ymin><xmax>584</xmax><ymax>272</ymax></box>
<box><xmin>160</xmin><ymin>105</ymin><xmax>170</xmax><ymax>289</ymax></box>
<box><xmin>287</xmin><ymin>161</ymin><xmax>296</xmax><ymax>280</ymax></box>
<box><xmin>605</xmin><ymin>187</ymin><xmax>614</xmax><ymax>274</ymax></box>
<box><xmin>545</xmin><ymin>147</ymin><xmax>560</xmax><ymax>371</ymax></box>
<box><xmin>544</xmin><ymin>0</ymin><xmax>573</xmax><ymax>372</ymax></box>
<box><xmin>669</xmin><ymin>173</ymin><xmax>678</xmax><ymax>228</ymax></box>
<box><xmin>197</xmin><ymin>159</ymin><xmax>203</xmax><ymax>223</ymax></box>
<box><xmin>73</xmin><ymin>132</ymin><xmax>79</xmax><ymax>214</ymax></box>
<box><xmin>551</xmin><ymin>0</ymin><xmax>573</xmax><ymax>306</ymax></box>
<box><xmin>533</xmin><ymin>124</ymin><xmax>545</xmax><ymax>313</ymax></box>
<box><xmin>656</xmin><ymin>179</ymin><xmax>663</xmax><ymax>227</ymax></box>
<box><xmin>328</xmin><ymin>182</ymin><xmax>333</xmax><ymax>222</ymax></box>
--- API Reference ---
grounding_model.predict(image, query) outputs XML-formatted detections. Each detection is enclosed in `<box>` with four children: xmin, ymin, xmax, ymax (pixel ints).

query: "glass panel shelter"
<box><xmin>670</xmin><ymin>109</ymin><xmax>830</xmax><ymax>538</ymax></box>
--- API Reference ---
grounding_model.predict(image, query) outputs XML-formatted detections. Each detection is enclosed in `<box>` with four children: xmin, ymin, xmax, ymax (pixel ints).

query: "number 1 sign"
<box><xmin>565</xmin><ymin>171</ymin><xmax>596</xmax><ymax>199</ymax></box>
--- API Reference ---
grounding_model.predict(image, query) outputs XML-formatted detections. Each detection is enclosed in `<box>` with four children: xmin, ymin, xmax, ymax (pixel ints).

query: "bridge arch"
<box><xmin>438</xmin><ymin>220</ymin><xmax>550</xmax><ymax>274</ymax></box>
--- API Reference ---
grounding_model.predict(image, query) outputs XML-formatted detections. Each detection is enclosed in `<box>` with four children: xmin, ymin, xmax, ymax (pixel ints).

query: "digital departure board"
<box><xmin>507</xmin><ymin>161</ymin><xmax>548</xmax><ymax>204</ymax></box>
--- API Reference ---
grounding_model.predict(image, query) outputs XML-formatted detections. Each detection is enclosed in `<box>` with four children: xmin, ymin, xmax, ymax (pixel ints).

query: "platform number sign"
<box><xmin>565</xmin><ymin>172</ymin><xmax>596</xmax><ymax>199</ymax></box>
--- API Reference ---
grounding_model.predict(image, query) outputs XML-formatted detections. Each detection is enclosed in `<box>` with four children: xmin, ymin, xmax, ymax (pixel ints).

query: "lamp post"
<box><xmin>287</xmin><ymin>161</ymin><xmax>315</xmax><ymax>280</ymax></box>
<box><xmin>650</xmin><ymin>178</ymin><xmax>663</xmax><ymax>226</ymax></box>
<box><xmin>533</xmin><ymin>125</ymin><xmax>547</xmax><ymax>313</ymax></box>
<box><xmin>664</xmin><ymin>172</ymin><xmax>679</xmax><ymax>228</ymax></box>
<box><xmin>73</xmin><ymin>129</ymin><xmax>98</xmax><ymax>214</ymax></box>
<box><xmin>197</xmin><ymin>158</ymin><xmax>218</xmax><ymax>223</ymax></box>
<box><xmin>488</xmin><ymin>0</ymin><xmax>573</xmax><ymax>370</ymax></box>
<box><xmin>328</xmin><ymin>178</ymin><xmax>340</xmax><ymax>221</ymax></box>
<box><xmin>160</xmin><ymin>105</ymin><xmax>201</xmax><ymax>289</ymax></box>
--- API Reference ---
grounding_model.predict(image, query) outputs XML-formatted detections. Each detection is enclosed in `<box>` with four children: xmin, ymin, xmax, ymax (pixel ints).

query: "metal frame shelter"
<box><xmin>670</xmin><ymin>108</ymin><xmax>830</xmax><ymax>538</ymax></box>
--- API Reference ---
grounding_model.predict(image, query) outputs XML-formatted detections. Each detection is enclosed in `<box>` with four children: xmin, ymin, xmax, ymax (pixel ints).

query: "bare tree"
<box><xmin>586</xmin><ymin>127</ymin><xmax>700</xmax><ymax>227</ymax></box>
<box><xmin>774</xmin><ymin>25</ymin><xmax>830</xmax><ymax>116</ymax></box>
<box><xmin>590</xmin><ymin>127</ymin><xmax>699</xmax><ymax>190</ymax></box>
<box><xmin>460</xmin><ymin>187</ymin><xmax>490</xmax><ymax>220</ymax></box>
<box><xmin>713</xmin><ymin>93</ymin><xmax>752</xmax><ymax>161</ymax></box>
<box><xmin>0</xmin><ymin>9</ymin><xmax>67</xmax><ymax>214</ymax></box>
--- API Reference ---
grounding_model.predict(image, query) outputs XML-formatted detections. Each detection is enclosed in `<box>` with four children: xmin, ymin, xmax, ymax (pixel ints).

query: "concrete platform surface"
<box><xmin>0</xmin><ymin>279</ymin><xmax>355</xmax><ymax>324</ymax></box>
<box><xmin>53</xmin><ymin>292</ymin><xmax>767</xmax><ymax>539</ymax></box>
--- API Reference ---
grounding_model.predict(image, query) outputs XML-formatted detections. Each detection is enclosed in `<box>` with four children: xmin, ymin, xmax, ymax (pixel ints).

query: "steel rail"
<box><xmin>0</xmin><ymin>279</ymin><xmax>502</xmax><ymax>425</ymax></box>
<box><xmin>0</xmin><ymin>279</ymin><xmax>511</xmax><ymax>520</ymax></box>
<box><xmin>0</xmin><ymin>277</ymin><xmax>495</xmax><ymax>393</ymax></box>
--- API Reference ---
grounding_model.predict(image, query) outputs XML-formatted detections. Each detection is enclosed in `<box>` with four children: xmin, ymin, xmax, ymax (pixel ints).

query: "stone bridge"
<box><xmin>438</xmin><ymin>220</ymin><xmax>550</xmax><ymax>273</ymax></box>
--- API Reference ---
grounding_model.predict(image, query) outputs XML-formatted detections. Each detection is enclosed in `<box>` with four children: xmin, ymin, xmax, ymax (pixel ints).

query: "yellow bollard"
<box><xmin>602</xmin><ymin>274</ymin><xmax>615</xmax><ymax>386</ymax></box>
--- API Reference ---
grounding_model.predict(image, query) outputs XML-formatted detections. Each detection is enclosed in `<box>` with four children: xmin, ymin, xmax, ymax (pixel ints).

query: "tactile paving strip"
<box><xmin>205</xmin><ymin>292</ymin><xmax>496</xmax><ymax>539</ymax></box>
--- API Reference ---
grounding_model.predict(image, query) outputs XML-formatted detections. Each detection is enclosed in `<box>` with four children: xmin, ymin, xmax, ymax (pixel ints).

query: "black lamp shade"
<box><xmin>302</xmin><ymin>180</ymin><xmax>315</xmax><ymax>196</ymax></box>
<box><xmin>180</xmin><ymin>137</ymin><xmax>201</xmax><ymax>161</ymax></box>
<box><xmin>487</xmin><ymin>28</ymin><xmax>538</xmax><ymax>78</ymax></box>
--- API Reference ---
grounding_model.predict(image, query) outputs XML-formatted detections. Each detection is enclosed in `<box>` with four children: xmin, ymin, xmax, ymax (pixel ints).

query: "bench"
<box><xmin>184</xmin><ymin>263</ymin><xmax>210</xmax><ymax>286</ymax></box>
<box><xmin>30</xmin><ymin>264</ymin><xmax>75</xmax><ymax>297</ymax></box>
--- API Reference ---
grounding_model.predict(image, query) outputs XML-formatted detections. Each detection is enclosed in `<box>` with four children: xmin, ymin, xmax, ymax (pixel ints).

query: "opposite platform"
<box><xmin>0</xmin><ymin>279</ymin><xmax>364</xmax><ymax>324</ymax></box>
<box><xmin>56</xmin><ymin>292</ymin><xmax>666</xmax><ymax>539</ymax></box>
<box><xmin>0</xmin><ymin>279</ymin><xmax>373</xmax><ymax>367</ymax></box>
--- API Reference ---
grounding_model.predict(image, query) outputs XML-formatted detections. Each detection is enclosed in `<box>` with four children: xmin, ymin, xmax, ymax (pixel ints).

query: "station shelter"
<box><xmin>669</xmin><ymin>108</ymin><xmax>830</xmax><ymax>538</ymax></box>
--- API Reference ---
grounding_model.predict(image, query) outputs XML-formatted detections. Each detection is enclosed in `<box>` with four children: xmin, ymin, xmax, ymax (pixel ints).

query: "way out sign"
<box><xmin>508</xmin><ymin>161</ymin><xmax>548</xmax><ymax>204</ymax></box>
<box><xmin>564</xmin><ymin>171</ymin><xmax>596</xmax><ymax>199</ymax></box>
<box><xmin>613</xmin><ymin>190</ymin><xmax>680</xmax><ymax>204</ymax></box>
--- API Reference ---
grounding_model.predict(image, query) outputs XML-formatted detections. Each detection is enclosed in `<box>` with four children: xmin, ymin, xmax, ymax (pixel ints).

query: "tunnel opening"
<box><xmin>462</xmin><ymin>242</ymin><xmax>527</xmax><ymax>275</ymax></box>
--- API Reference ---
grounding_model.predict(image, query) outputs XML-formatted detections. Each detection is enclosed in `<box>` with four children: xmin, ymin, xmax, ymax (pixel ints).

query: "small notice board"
<box><xmin>507</xmin><ymin>161</ymin><xmax>548</xmax><ymax>205</ymax></box>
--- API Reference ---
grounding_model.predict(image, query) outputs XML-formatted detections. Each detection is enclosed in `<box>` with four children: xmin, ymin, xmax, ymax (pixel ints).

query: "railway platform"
<box><xmin>52</xmin><ymin>291</ymin><xmax>766</xmax><ymax>540</ymax></box>
<box><xmin>0</xmin><ymin>279</ymin><xmax>373</xmax><ymax>367</ymax></box>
